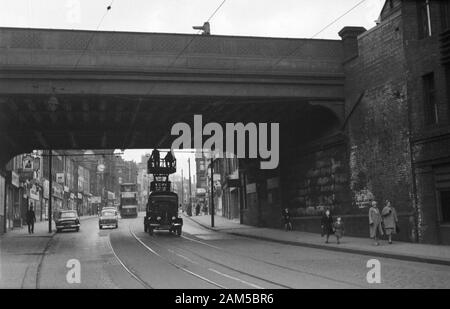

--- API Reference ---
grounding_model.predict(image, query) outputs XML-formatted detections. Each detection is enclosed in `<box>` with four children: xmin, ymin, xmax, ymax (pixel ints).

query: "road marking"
<box><xmin>175</xmin><ymin>253</ymin><xmax>199</xmax><ymax>265</ymax></box>
<box><xmin>208</xmin><ymin>268</ymin><xmax>264</xmax><ymax>289</ymax></box>
<box><xmin>168</xmin><ymin>249</ymin><xmax>199</xmax><ymax>265</ymax></box>
<box><xmin>176</xmin><ymin>265</ymin><xmax>227</xmax><ymax>289</ymax></box>
<box><xmin>181</xmin><ymin>235</ymin><xmax>222</xmax><ymax>250</ymax></box>
<box><xmin>130</xmin><ymin>228</ymin><xmax>226</xmax><ymax>289</ymax></box>
<box><xmin>107</xmin><ymin>234</ymin><xmax>152</xmax><ymax>289</ymax></box>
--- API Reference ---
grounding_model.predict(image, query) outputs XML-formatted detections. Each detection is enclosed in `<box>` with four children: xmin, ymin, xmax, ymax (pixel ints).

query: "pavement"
<box><xmin>0</xmin><ymin>215</ymin><xmax>97</xmax><ymax>288</ymax></box>
<box><xmin>186</xmin><ymin>214</ymin><xmax>450</xmax><ymax>266</ymax></box>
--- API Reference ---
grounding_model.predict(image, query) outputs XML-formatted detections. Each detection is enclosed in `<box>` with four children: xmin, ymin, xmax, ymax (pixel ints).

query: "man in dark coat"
<box><xmin>282</xmin><ymin>208</ymin><xmax>293</xmax><ymax>231</ymax></box>
<box><xmin>195</xmin><ymin>203</ymin><xmax>200</xmax><ymax>216</ymax></box>
<box><xmin>26</xmin><ymin>206</ymin><xmax>36</xmax><ymax>234</ymax></box>
<box><xmin>321</xmin><ymin>209</ymin><xmax>334</xmax><ymax>243</ymax></box>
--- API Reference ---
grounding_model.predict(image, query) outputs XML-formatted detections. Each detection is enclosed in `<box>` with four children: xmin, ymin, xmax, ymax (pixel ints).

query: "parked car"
<box><xmin>54</xmin><ymin>210</ymin><xmax>80</xmax><ymax>232</ymax></box>
<box><xmin>99</xmin><ymin>208</ymin><xmax>119</xmax><ymax>229</ymax></box>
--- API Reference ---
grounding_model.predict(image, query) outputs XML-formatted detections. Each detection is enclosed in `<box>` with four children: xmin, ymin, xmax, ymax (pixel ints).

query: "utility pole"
<box><xmin>188</xmin><ymin>158</ymin><xmax>192</xmax><ymax>215</ymax></box>
<box><xmin>48</xmin><ymin>149</ymin><xmax>52</xmax><ymax>233</ymax></box>
<box><xmin>210</xmin><ymin>157</ymin><xmax>214</xmax><ymax>228</ymax></box>
<box><xmin>181</xmin><ymin>169</ymin><xmax>184</xmax><ymax>209</ymax></box>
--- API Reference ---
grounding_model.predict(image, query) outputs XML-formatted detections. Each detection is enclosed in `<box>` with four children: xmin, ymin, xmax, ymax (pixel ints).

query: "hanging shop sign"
<box><xmin>196</xmin><ymin>188</ymin><xmax>206</xmax><ymax>194</ymax></box>
<box><xmin>22</xmin><ymin>155</ymin><xmax>35</xmax><ymax>172</ymax></box>
<box><xmin>29</xmin><ymin>184</ymin><xmax>40</xmax><ymax>200</ymax></box>
<box><xmin>11</xmin><ymin>171</ymin><xmax>20</xmax><ymax>188</ymax></box>
<box><xmin>52</xmin><ymin>184</ymin><xmax>63</xmax><ymax>199</ymax></box>
<box><xmin>56</xmin><ymin>173</ymin><xmax>65</xmax><ymax>184</ymax></box>
<box><xmin>77</xmin><ymin>193</ymin><xmax>82</xmax><ymax>199</ymax></box>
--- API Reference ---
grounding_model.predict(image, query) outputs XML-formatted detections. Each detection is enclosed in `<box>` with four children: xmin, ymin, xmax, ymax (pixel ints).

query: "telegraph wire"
<box><xmin>207</xmin><ymin>0</ymin><xmax>370</xmax><ymax>107</ymax></box>
<box><xmin>73</xmin><ymin>0</ymin><xmax>115</xmax><ymax>70</ymax></box>
<box><xmin>311</xmin><ymin>0</ymin><xmax>368</xmax><ymax>39</ymax></box>
<box><xmin>271</xmin><ymin>0</ymin><xmax>368</xmax><ymax>68</ymax></box>
<box><xmin>120</xmin><ymin>0</ymin><xmax>228</xmax><ymax>150</ymax></box>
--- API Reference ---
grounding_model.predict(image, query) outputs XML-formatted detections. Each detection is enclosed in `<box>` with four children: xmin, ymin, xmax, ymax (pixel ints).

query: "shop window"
<box><xmin>418</xmin><ymin>0</ymin><xmax>432</xmax><ymax>38</ymax></box>
<box><xmin>423</xmin><ymin>72</ymin><xmax>439</xmax><ymax>125</ymax></box>
<box><xmin>440</xmin><ymin>191</ymin><xmax>450</xmax><ymax>223</ymax></box>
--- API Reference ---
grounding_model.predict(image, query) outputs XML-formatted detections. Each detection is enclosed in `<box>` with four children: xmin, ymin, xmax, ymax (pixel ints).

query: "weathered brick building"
<box><xmin>239</xmin><ymin>0</ymin><xmax>450</xmax><ymax>245</ymax></box>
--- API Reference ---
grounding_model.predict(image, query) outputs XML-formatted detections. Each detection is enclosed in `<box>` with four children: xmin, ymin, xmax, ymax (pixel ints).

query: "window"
<box><xmin>423</xmin><ymin>73</ymin><xmax>439</xmax><ymax>125</ymax></box>
<box><xmin>440</xmin><ymin>191</ymin><xmax>450</xmax><ymax>223</ymax></box>
<box><xmin>441</xmin><ymin>0</ymin><xmax>450</xmax><ymax>31</ymax></box>
<box><xmin>418</xmin><ymin>0</ymin><xmax>432</xmax><ymax>38</ymax></box>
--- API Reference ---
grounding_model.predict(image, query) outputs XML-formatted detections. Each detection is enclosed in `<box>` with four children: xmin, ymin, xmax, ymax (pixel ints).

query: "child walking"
<box><xmin>333</xmin><ymin>217</ymin><xmax>345</xmax><ymax>244</ymax></box>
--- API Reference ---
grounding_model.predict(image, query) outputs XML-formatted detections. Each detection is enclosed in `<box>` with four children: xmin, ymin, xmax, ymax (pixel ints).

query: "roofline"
<box><xmin>0</xmin><ymin>26</ymin><xmax>342</xmax><ymax>43</ymax></box>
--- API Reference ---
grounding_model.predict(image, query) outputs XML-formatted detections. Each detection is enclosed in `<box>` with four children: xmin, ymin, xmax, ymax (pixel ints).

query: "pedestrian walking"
<box><xmin>195</xmin><ymin>203</ymin><xmax>200</xmax><ymax>216</ymax></box>
<box><xmin>26</xmin><ymin>206</ymin><xmax>36</xmax><ymax>234</ymax></box>
<box><xmin>321</xmin><ymin>209</ymin><xmax>334</xmax><ymax>243</ymax></box>
<box><xmin>369</xmin><ymin>200</ymin><xmax>383</xmax><ymax>246</ymax></box>
<box><xmin>333</xmin><ymin>217</ymin><xmax>345</xmax><ymax>244</ymax></box>
<box><xmin>282</xmin><ymin>208</ymin><xmax>293</xmax><ymax>231</ymax></box>
<box><xmin>382</xmin><ymin>200</ymin><xmax>399</xmax><ymax>244</ymax></box>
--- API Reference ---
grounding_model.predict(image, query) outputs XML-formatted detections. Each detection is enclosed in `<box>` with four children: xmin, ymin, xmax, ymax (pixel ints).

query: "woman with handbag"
<box><xmin>369</xmin><ymin>200</ymin><xmax>383</xmax><ymax>246</ymax></box>
<box><xmin>381</xmin><ymin>200</ymin><xmax>399</xmax><ymax>244</ymax></box>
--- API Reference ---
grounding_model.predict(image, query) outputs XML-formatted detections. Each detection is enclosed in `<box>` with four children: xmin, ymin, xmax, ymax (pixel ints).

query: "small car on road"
<box><xmin>99</xmin><ymin>208</ymin><xmax>119</xmax><ymax>229</ymax></box>
<box><xmin>54</xmin><ymin>210</ymin><xmax>80</xmax><ymax>232</ymax></box>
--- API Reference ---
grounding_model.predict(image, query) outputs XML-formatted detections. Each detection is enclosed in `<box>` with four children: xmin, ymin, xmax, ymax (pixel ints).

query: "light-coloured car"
<box><xmin>99</xmin><ymin>209</ymin><xmax>119</xmax><ymax>229</ymax></box>
<box><xmin>55</xmin><ymin>210</ymin><xmax>80</xmax><ymax>232</ymax></box>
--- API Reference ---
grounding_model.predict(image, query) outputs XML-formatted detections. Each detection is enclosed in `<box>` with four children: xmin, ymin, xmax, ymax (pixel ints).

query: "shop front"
<box><xmin>6</xmin><ymin>171</ymin><xmax>21</xmax><ymax>228</ymax></box>
<box><xmin>52</xmin><ymin>183</ymin><xmax>63</xmax><ymax>218</ymax></box>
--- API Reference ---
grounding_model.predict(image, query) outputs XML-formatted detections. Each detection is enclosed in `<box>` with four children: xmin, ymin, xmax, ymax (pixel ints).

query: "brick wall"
<box><xmin>343</xmin><ymin>9</ymin><xmax>416</xmax><ymax>241</ymax></box>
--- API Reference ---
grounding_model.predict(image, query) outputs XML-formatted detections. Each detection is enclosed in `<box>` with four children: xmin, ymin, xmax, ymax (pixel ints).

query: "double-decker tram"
<box><xmin>144</xmin><ymin>150</ymin><xmax>183</xmax><ymax>236</ymax></box>
<box><xmin>119</xmin><ymin>183</ymin><xmax>138</xmax><ymax>218</ymax></box>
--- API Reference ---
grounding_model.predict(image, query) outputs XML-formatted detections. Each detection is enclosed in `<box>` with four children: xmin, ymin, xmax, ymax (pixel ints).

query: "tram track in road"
<box><xmin>107</xmin><ymin>233</ymin><xmax>153</xmax><ymax>289</ymax></box>
<box><xmin>144</xmin><ymin>233</ymin><xmax>292</xmax><ymax>289</ymax></box>
<box><xmin>128</xmin><ymin>225</ymin><xmax>227</xmax><ymax>289</ymax></box>
<box><xmin>156</xmin><ymin>225</ymin><xmax>366</xmax><ymax>288</ymax></box>
<box><xmin>130</xmin><ymin>224</ymin><xmax>292</xmax><ymax>289</ymax></box>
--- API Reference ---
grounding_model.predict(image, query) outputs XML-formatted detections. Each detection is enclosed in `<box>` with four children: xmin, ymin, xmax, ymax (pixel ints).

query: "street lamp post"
<box><xmin>188</xmin><ymin>158</ymin><xmax>192</xmax><ymax>215</ymax></box>
<box><xmin>210</xmin><ymin>157</ymin><xmax>214</xmax><ymax>228</ymax></box>
<box><xmin>48</xmin><ymin>149</ymin><xmax>52</xmax><ymax>233</ymax></box>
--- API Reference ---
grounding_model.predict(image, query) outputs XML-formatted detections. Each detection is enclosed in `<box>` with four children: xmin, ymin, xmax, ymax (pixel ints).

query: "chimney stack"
<box><xmin>338</xmin><ymin>26</ymin><xmax>366</xmax><ymax>61</ymax></box>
